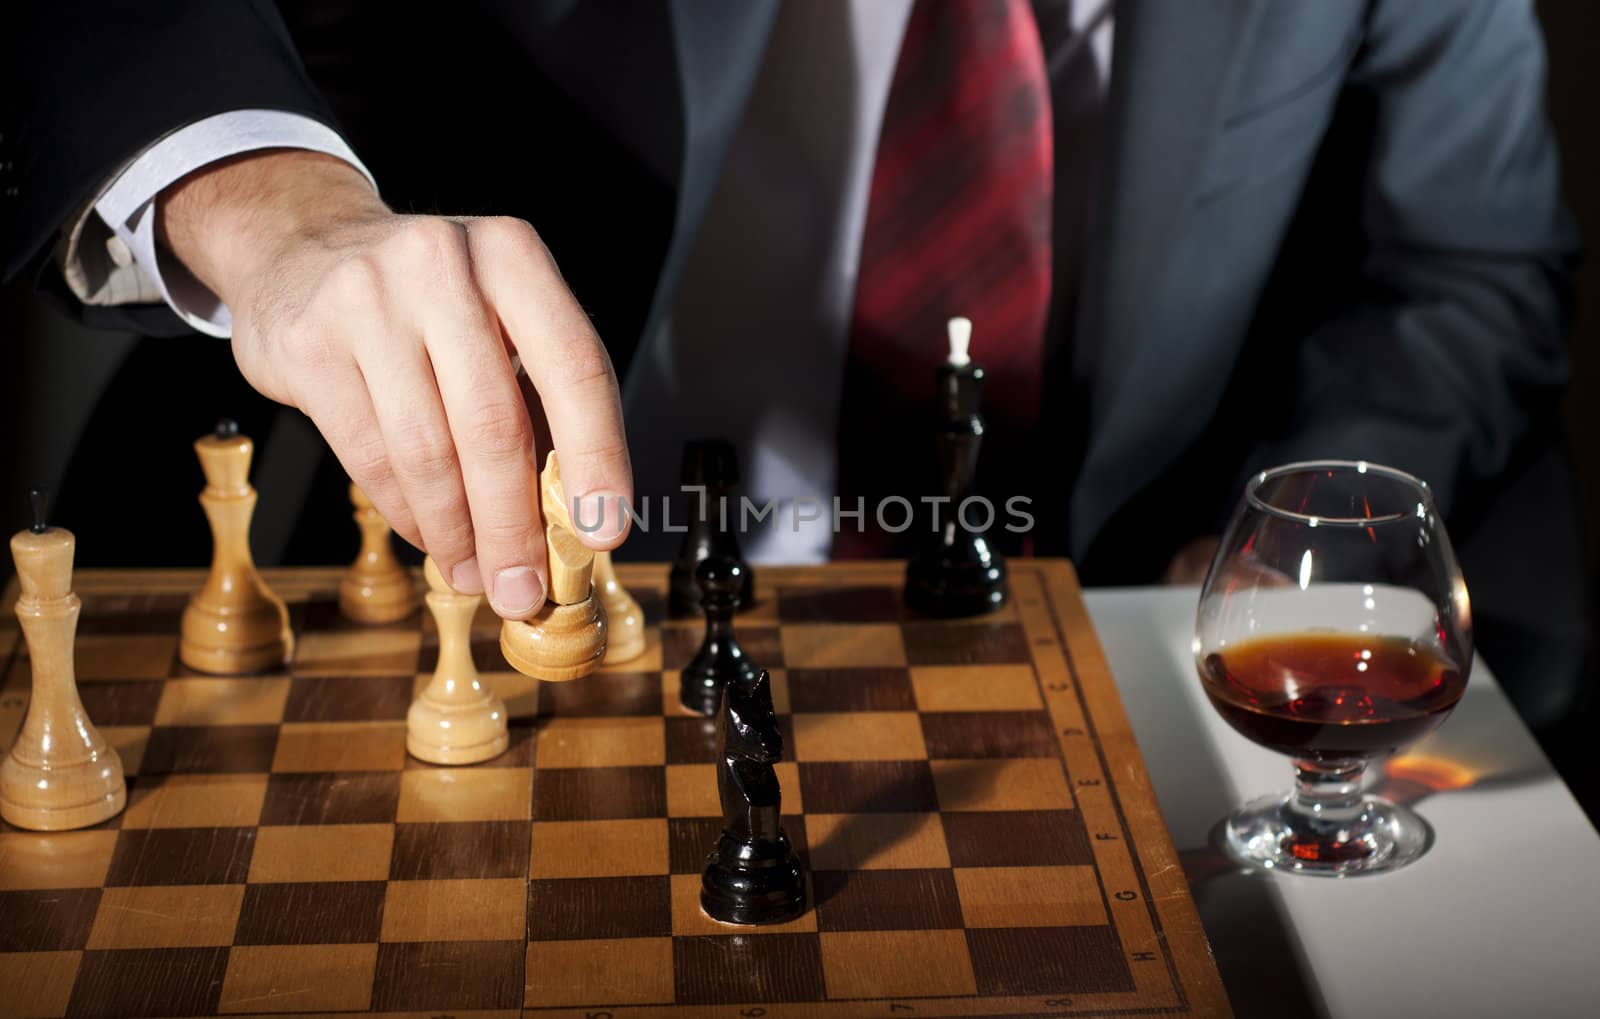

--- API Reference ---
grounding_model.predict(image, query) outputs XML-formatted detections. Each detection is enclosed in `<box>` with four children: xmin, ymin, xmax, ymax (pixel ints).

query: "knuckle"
<box><xmin>392</xmin><ymin>424</ymin><xmax>459</xmax><ymax>485</ymax></box>
<box><xmin>393</xmin><ymin>217</ymin><xmax>468</xmax><ymax>274</ymax></box>
<box><xmin>551</xmin><ymin>341</ymin><xmax>615</xmax><ymax>390</ymax></box>
<box><xmin>473</xmin><ymin>216</ymin><xmax>541</xmax><ymax>254</ymax></box>
<box><xmin>422</xmin><ymin>513</ymin><xmax>476</xmax><ymax>560</ymax></box>
<box><xmin>327</xmin><ymin>254</ymin><xmax>386</xmax><ymax>305</ymax></box>
<box><xmin>464</xmin><ymin>401</ymin><xmax>532</xmax><ymax>458</ymax></box>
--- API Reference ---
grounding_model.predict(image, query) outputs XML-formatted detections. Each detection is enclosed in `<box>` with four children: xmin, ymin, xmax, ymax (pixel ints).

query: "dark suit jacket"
<box><xmin>0</xmin><ymin>1</ymin><xmax>1587</xmax><ymax>721</ymax></box>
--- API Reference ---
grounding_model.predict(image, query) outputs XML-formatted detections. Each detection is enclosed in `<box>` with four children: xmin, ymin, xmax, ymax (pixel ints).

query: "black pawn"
<box><xmin>905</xmin><ymin>360</ymin><xmax>1008</xmax><ymax>616</ymax></box>
<box><xmin>700</xmin><ymin>668</ymin><xmax>808</xmax><ymax>925</ymax></box>
<box><xmin>669</xmin><ymin>438</ymin><xmax>754</xmax><ymax>615</ymax></box>
<box><xmin>679</xmin><ymin>556</ymin><xmax>759</xmax><ymax>717</ymax></box>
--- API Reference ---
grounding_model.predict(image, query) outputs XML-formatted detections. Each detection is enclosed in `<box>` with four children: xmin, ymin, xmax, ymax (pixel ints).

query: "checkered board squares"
<box><xmin>0</xmin><ymin>562</ymin><xmax>1228</xmax><ymax>1017</ymax></box>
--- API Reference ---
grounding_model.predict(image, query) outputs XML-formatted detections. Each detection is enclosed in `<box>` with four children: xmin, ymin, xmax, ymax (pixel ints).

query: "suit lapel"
<box><xmin>636</xmin><ymin>0</ymin><xmax>781</xmax><ymax>350</ymax></box>
<box><xmin>1071</xmin><ymin>0</ymin><xmax>1267</xmax><ymax>550</ymax></box>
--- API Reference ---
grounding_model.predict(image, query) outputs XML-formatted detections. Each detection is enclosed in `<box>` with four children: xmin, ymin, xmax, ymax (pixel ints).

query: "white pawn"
<box><xmin>407</xmin><ymin>557</ymin><xmax>508</xmax><ymax>764</ymax></box>
<box><xmin>0</xmin><ymin>499</ymin><xmax>125</xmax><ymax>830</ymax></box>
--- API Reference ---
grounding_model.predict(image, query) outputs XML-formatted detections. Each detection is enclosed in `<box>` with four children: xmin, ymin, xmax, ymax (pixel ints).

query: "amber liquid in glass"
<box><xmin>1201</xmin><ymin>632</ymin><xmax>1466</xmax><ymax>761</ymax></box>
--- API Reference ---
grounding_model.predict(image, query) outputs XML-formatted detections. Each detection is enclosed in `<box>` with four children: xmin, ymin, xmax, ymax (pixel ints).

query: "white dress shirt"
<box><xmin>58</xmin><ymin>0</ymin><xmax>1112</xmax><ymax>564</ymax></box>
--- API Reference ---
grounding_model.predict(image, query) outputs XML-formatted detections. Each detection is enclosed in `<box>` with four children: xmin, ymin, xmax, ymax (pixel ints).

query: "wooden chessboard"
<box><xmin>0</xmin><ymin>560</ymin><xmax>1229</xmax><ymax>1018</ymax></box>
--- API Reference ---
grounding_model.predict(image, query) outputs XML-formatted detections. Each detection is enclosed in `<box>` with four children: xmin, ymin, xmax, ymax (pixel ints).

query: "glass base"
<box><xmin>1222</xmin><ymin>791</ymin><xmax>1433</xmax><ymax>877</ymax></box>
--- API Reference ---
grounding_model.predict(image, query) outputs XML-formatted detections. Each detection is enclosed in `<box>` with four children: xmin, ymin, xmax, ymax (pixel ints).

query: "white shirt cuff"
<box><xmin>69</xmin><ymin>110</ymin><xmax>376</xmax><ymax>337</ymax></box>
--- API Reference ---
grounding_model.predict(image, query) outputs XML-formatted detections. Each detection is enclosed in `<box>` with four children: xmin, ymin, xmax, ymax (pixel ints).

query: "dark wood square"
<box><xmin>283</xmin><ymin>674</ymin><xmax>413</xmax><ymax>722</ymax></box>
<box><xmin>371</xmin><ymin>940</ymin><xmax>525</xmax><ymax>1011</ymax></box>
<box><xmin>777</xmin><ymin>587</ymin><xmax>904</xmax><ymax>623</ymax></box>
<box><xmin>674</xmin><ymin>933</ymin><xmax>826</xmax><ymax>1004</ymax></box>
<box><xmin>942</xmin><ymin>809</ymin><xmax>1095</xmax><ymax>867</ymax></box>
<box><xmin>665</xmin><ymin>715</ymin><xmax>721</xmax><ymax>764</ymax></box>
<box><xmin>67</xmin><ymin>946</ymin><xmax>230</xmax><ymax>1018</ymax></box>
<box><xmin>967</xmin><ymin>926</ymin><xmax>1135</xmax><ymax>995</ymax></box>
<box><xmin>75</xmin><ymin>681</ymin><xmax>165</xmax><ymax>726</ymax></box>
<box><xmin>813</xmin><ymin>869</ymin><xmax>964</xmax><ymax>931</ymax></box>
<box><xmin>533</xmin><ymin>766</ymin><xmax>666</xmax><ymax>821</ymax></box>
<box><xmin>76</xmin><ymin>592</ymin><xmax>188</xmax><ymax>635</ymax></box>
<box><xmin>140</xmin><ymin>724</ymin><xmax>279</xmax><ymax>774</ymax></box>
<box><xmin>919</xmin><ymin>710</ymin><xmax>1059</xmax><ymax>758</ymax></box>
<box><xmin>527</xmin><ymin>875</ymin><xmax>672</xmax><ymax>940</ymax></box>
<box><xmin>901</xmin><ymin>622</ymin><xmax>1031</xmax><ymax>666</ymax></box>
<box><xmin>389</xmin><ymin>821</ymin><xmax>531</xmax><ymax>880</ymax></box>
<box><xmin>662</xmin><ymin>627</ymin><xmax>784</xmax><ymax>670</ymax></box>
<box><xmin>538</xmin><ymin>671</ymin><xmax>661</xmax><ymax>716</ymax></box>
<box><xmin>105</xmin><ymin>828</ymin><xmax>254</xmax><ymax>886</ymax></box>
<box><xmin>787</xmin><ymin>667</ymin><xmax>916</xmax><ymax>712</ymax></box>
<box><xmin>0</xmin><ymin>888</ymin><xmax>100</xmax><ymax>951</ymax></box>
<box><xmin>234</xmin><ymin>881</ymin><xmax>387</xmax><ymax>944</ymax></box>
<box><xmin>798</xmin><ymin>761</ymin><xmax>939</xmax><ymax>813</ymax></box>
<box><xmin>260</xmin><ymin>772</ymin><xmax>401</xmax><ymax>825</ymax></box>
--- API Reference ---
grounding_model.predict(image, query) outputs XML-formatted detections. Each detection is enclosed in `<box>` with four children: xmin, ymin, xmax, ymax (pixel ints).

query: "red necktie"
<box><xmin>834</xmin><ymin>0</ymin><xmax>1054</xmax><ymax>558</ymax></box>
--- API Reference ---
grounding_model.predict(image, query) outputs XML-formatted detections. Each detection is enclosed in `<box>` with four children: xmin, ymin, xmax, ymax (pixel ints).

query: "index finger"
<box><xmin>466</xmin><ymin>217</ymin><xmax>633</xmax><ymax>549</ymax></box>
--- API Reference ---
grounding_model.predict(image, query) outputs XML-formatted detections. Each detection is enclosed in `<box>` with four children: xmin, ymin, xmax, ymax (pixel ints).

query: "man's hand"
<box><xmin>158</xmin><ymin>150</ymin><xmax>632</xmax><ymax>620</ymax></box>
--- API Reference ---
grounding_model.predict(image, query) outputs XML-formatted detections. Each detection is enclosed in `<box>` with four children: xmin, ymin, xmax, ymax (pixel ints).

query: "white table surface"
<box><xmin>1085</xmin><ymin>587</ymin><xmax>1600</xmax><ymax>1019</ymax></box>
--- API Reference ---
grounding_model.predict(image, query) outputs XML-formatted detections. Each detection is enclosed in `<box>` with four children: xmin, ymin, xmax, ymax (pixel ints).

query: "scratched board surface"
<box><xmin>0</xmin><ymin>561</ymin><xmax>1228</xmax><ymax>1018</ymax></box>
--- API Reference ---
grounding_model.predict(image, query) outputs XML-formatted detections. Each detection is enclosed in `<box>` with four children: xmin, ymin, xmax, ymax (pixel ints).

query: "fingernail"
<box><xmin>493</xmin><ymin>566</ymin><xmax>544</xmax><ymax>618</ymax></box>
<box><xmin>574</xmin><ymin>491</ymin><xmax>628</xmax><ymax>543</ymax></box>
<box><xmin>451</xmin><ymin>557</ymin><xmax>484</xmax><ymax>595</ymax></box>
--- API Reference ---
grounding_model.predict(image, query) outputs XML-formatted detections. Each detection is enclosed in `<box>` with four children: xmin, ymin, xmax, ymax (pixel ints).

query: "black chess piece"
<box><xmin>700</xmin><ymin>668</ymin><xmax>808</xmax><ymax>925</ymax></box>
<box><xmin>679</xmin><ymin>556</ymin><xmax>759</xmax><ymax>716</ymax></box>
<box><xmin>669</xmin><ymin>438</ymin><xmax>754</xmax><ymax>615</ymax></box>
<box><xmin>905</xmin><ymin>356</ymin><xmax>1008</xmax><ymax>616</ymax></box>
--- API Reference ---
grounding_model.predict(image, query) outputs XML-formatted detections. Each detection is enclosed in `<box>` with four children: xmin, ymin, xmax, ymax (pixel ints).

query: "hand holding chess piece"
<box><xmin>407</xmin><ymin>556</ymin><xmax>508</xmax><ymax>764</ymax></box>
<box><xmin>0</xmin><ymin>491</ymin><xmax>125</xmax><ymax>830</ymax></box>
<box><xmin>905</xmin><ymin>318</ymin><xmax>1008</xmax><ymax>617</ymax></box>
<box><xmin>500</xmin><ymin>453</ymin><xmax>607</xmax><ymax>680</ymax></box>
<box><xmin>180</xmin><ymin>420</ymin><xmax>295</xmax><ymax>673</ymax></box>
<box><xmin>700</xmin><ymin>667</ymin><xmax>808</xmax><ymax>925</ymax></box>
<box><xmin>340</xmin><ymin>483</ymin><xmax>420</xmax><ymax>623</ymax></box>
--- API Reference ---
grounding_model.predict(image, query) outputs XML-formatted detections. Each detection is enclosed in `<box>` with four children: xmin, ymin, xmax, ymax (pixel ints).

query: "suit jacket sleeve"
<box><xmin>0</xmin><ymin>1</ymin><xmax>339</xmax><ymax>335</ymax></box>
<box><xmin>1242</xmin><ymin>0</ymin><xmax>1577</xmax><ymax>515</ymax></box>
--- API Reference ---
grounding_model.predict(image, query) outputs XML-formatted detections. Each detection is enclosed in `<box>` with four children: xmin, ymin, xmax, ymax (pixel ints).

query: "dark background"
<box><xmin>1</xmin><ymin>2</ymin><xmax>1596</xmax><ymax>816</ymax></box>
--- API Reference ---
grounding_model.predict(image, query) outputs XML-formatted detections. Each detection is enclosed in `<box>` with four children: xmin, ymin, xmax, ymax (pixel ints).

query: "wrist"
<box><xmin>156</xmin><ymin>149</ymin><xmax>388</xmax><ymax>308</ymax></box>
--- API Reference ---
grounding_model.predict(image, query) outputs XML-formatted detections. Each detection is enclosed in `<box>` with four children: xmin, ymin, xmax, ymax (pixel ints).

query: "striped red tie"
<box><xmin>834</xmin><ymin>0</ymin><xmax>1053</xmax><ymax>558</ymax></box>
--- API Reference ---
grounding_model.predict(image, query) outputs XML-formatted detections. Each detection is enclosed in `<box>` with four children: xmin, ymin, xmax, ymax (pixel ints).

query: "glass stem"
<box><xmin>1288</xmin><ymin>759</ymin><xmax>1367</xmax><ymax>837</ymax></box>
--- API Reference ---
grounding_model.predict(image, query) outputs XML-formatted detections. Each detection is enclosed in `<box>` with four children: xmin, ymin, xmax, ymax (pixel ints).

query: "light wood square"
<box><xmin>0</xmin><ymin>951</ymin><xmax>79</xmax><ymax>1019</ymax></box>
<box><xmin>524</xmin><ymin>937</ymin><xmax>673</xmax><ymax>1007</ymax></box>
<box><xmin>123</xmin><ymin>773</ymin><xmax>268</xmax><ymax>828</ymax></box>
<box><xmin>669</xmin><ymin>873</ymin><xmax>815</xmax><ymax>935</ymax></box>
<box><xmin>911</xmin><ymin>665</ymin><xmax>1044</xmax><ymax>711</ymax></box>
<box><xmin>820</xmin><ymin>930</ymin><xmax>977</xmax><ymax>998</ymax></box>
<box><xmin>805</xmin><ymin>813</ymin><xmax>950</xmax><ymax>870</ymax></box>
<box><xmin>99</xmin><ymin>725</ymin><xmax>149</xmax><ymax>776</ymax></box>
<box><xmin>219</xmin><ymin>943</ymin><xmax>379</xmax><ymax>1013</ymax></box>
<box><xmin>248</xmin><ymin>824</ymin><xmax>395</xmax><ymax>883</ymax></box>
<box><xmin>780</xmin><ymin>624</ymin><xmax>906</xmax><ymax>668</ymax></box>
<box><xmin>74</xmin><ymin>635</ymin><xmax>179</xmax><ymax>680</ymax></box>
<box><xmin>154</xmin><ymin>677</ymin><xmax>290</xmax><ymax>726</ymax></box>
<box><xmin>529</xmin><ymin>818</ymin><xmax>668</xmax><ymax>878</ymax></box>
<box><xmin>87</xmin><ymin>885</ymin><xmax>246</xmax><ymax>949</ymax></box>
<box><xmin>534</xmin><ymin>716</ymin><xmax>664</xmax><ymax>768</ymax></box>
<box><xmin>954</xmin><ymin>865</ymin><xmax>1107</xmax><ymax>927</ymax></box>
<box><xmin>667</xmin><ymin>762</ymin><xmax>800</xmax><ymax>817</ymax></box>
<box><xmin>293</xmin><ymin>629</ymin><xmax>421</xmax><ymax>676</ymax></box>
<box><xmin>380</xmin><ymin>878</ymin><xmax>526</xmax><ymax>942</ymax></box>
<box><xmin>790</xmin><ymin>711</ymin><xmax>926</xmax><ymax>761</ymax></box>
<box><xmin>488</xmin><ymin>671</ymin><xmax>540</xmax><ymax>718</ymax></box>
<box><xmin>931</xmin><ymin>757</ymin><xmax>1074</xmax><ymax>811</ymax></box>
<box><xmin>397</xmin><ymin>766</ymin><xmax>532</xmax><ymax>822</ymax></box>
<box><xmin>0</xmin><ymin>830</ymin><xmax>118</xmax><ymax>890</ymax></box>
<box><xmin>596</xmin><ymin>628</ymin><xmax>664</xmax><ymax>673</ymax></box>
<box><xmin>271</xmin><ymin>722</ymin><xmax>407</xmax><ymax>772</ymax></box>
